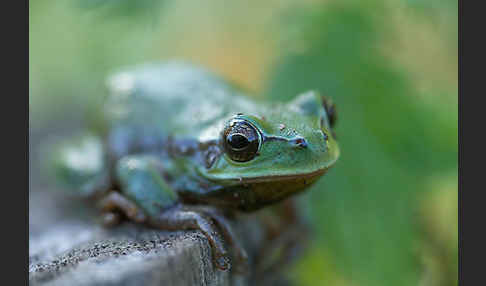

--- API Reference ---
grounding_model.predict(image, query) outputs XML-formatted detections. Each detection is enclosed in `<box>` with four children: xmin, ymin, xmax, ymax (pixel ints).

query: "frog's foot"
<box><xmin>98</xmin><ymin>191</ymin><xmax>147</xmax><ymax>225</ymax></box>
<box><xmin>147</xmin><ymin>205</ymin><xmax>232</xmax><ymax>271</ymax></box>
<box><xmin>190</xmin><ymin>206</ymin><xmax>249</xmax><ymax>274</ymax></box>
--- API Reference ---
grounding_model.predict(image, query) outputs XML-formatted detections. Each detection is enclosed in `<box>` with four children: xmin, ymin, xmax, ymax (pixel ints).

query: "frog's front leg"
<box><xmin>114</xmin><ymin>155</ymin><xmax>232</xmax><ymax>270</ymax></box>
<box><xmin>147</xmin><ymin>205</ymin><xmax>231</xmax><ymax>270</ymax></box>
<box><xmin>187</xmin><ymin>205</ymin><xmax>249</xmax><ymax>273</ymax></box>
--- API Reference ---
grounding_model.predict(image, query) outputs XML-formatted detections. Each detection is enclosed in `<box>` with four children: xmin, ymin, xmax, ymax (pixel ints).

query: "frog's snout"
<box><xmin>308</xmin><ymin>130</ymin><xmax>330</xmax><ymax>154</ymax></box>
<box><xmin>288</xmin><ymin>130</ymin><xmax>328</xmax><ymax>152</ymax></box>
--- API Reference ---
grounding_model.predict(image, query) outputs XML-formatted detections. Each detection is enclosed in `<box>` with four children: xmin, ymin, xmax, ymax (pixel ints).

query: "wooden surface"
<box><xmin>28</xmin><ymin>191</ymin><xmax>291</xmax><ymax>286</ymax></box>
<box><xmin>29</xmin><ymin>221</ymin><xmax>235</xmax><ymax>286</ymax></box>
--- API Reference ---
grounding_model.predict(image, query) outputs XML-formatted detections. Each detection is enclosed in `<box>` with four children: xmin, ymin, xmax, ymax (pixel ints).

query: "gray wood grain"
<box><xmin>28</xmin><ymin>191</ymin><xmax>293</xmax><ymax>286</ymax></box>
<box><xmin>29</xmin><ymin>221</ymin><xmax>237</xmax><ymax>286</ymax></box>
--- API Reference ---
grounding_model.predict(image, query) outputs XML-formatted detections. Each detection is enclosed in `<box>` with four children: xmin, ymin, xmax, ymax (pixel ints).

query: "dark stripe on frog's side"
<box><xmin>106</xmin><ymin>126</ymin><xmax>212</xmax><ymax>161</ymax></box>
<box><xmin>105</xmin><ymin>126</ymin><xmax>224</xmax><ymax>186</ymax></box>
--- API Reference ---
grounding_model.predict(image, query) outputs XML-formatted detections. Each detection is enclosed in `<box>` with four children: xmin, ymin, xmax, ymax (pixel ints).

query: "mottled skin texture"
<box><xmin>52</xmin><ymin>62</ymin><xmax>339</xmax><ymax>271</ymax></box>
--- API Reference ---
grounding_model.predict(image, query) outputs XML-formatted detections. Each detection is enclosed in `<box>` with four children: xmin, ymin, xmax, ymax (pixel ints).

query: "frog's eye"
<box><xmin>222</xmin><ymin>119</ymin><xmax>260</xmax><ymax>162</ymax></box>
<box><xmin>322</xmin><ymin>96</ymin><xmax>337</xmax><ymax>128</ymax></box>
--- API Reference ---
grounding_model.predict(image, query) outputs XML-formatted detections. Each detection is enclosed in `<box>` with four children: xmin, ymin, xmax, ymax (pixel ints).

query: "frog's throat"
<box><xmin>233</xmin><ymin>167</ymin><xmax>329</xmax><ymax>211</ymax></box>
<box><xmin>185</xmin><ymin>166</ymin><xmax>329</xmax><ymax>212</ymax></box>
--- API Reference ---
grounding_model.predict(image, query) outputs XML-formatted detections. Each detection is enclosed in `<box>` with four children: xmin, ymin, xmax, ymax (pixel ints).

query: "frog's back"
<box><xmin>106</xmin><ymin>62</ymin><xmax>256</xmax><ymax>136</ymax></box>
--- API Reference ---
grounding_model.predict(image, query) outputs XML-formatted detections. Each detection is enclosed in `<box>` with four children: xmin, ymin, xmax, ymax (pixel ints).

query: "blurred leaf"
<box><xmin>265</xmin><ymin>3</ymin><xmax>456</xmax><ymax>286</ymax></box>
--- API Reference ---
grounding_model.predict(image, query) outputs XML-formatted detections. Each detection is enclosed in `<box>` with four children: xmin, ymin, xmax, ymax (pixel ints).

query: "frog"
<box><xmin>51</xmin><ymin>61</ymin><xmax>339</xmax><ymax>272</ymax></box>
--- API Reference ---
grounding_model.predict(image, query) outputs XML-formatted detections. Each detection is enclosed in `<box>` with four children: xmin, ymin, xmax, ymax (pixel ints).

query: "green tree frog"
<box><xmin>52</xmin><ymin>62</ymin><xmax>339</xmax><ymax>271</ymax></box>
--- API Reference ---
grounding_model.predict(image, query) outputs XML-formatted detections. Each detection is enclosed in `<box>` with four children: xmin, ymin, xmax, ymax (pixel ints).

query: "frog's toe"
<box><xmin>214</xmin><ymin>253</ymin><xmax>231</xmax><ymax>271</ymax></box>
<box><xmin>98</xmin><ymin>191</ymin><xmax>147</xmax><ymax>223</ymax></box>
<box><xmin>101</xmin><ymin>212</ymin><xmax>121</xmax><ymax>227</ymax></box>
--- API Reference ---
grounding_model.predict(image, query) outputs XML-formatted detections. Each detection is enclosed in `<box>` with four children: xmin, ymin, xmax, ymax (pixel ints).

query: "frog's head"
<box><xmin>197</xmin><ymin>91</ymin><xmax>339</xmax><ymax>210</ymax></box>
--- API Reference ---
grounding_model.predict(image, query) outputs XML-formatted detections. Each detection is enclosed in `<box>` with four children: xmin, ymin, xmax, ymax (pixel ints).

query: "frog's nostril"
<box><xmin>291</xmin><ymin>137</ymin><xmax>308</xmax><ymax>148</ymax></box>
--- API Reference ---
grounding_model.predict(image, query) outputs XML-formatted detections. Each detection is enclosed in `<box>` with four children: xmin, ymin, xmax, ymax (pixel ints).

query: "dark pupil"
<box><xmin>227</xmin><ymin>134</ymin><xmax>249</xmax><ymax>150</ymax></box>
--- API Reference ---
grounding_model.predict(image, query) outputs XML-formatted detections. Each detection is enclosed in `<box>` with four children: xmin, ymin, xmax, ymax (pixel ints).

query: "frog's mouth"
<box><xmin>234</xmin><ymin>167</ymin><xmax>328</xmax><ymax>184</ymax></box>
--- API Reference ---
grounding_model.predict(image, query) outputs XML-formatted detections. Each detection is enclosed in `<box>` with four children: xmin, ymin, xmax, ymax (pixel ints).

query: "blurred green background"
<box><xmin>29</xmin><ymin>0</ymin><xmax>457</xmax><ymax>285</ymax></box>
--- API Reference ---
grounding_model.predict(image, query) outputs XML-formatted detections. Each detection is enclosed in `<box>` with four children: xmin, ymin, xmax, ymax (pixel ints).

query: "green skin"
<box><xmin>53</xmin><ymin>62</ymin><xmax>339</xmax><ymax>271</ymax></box>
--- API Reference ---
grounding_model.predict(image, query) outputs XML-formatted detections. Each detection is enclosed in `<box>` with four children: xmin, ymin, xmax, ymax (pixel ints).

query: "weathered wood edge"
<box><xmin>28</xmin><ymin>221</ymin><xmax>246</xmax><ymax>286</ymax></box>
